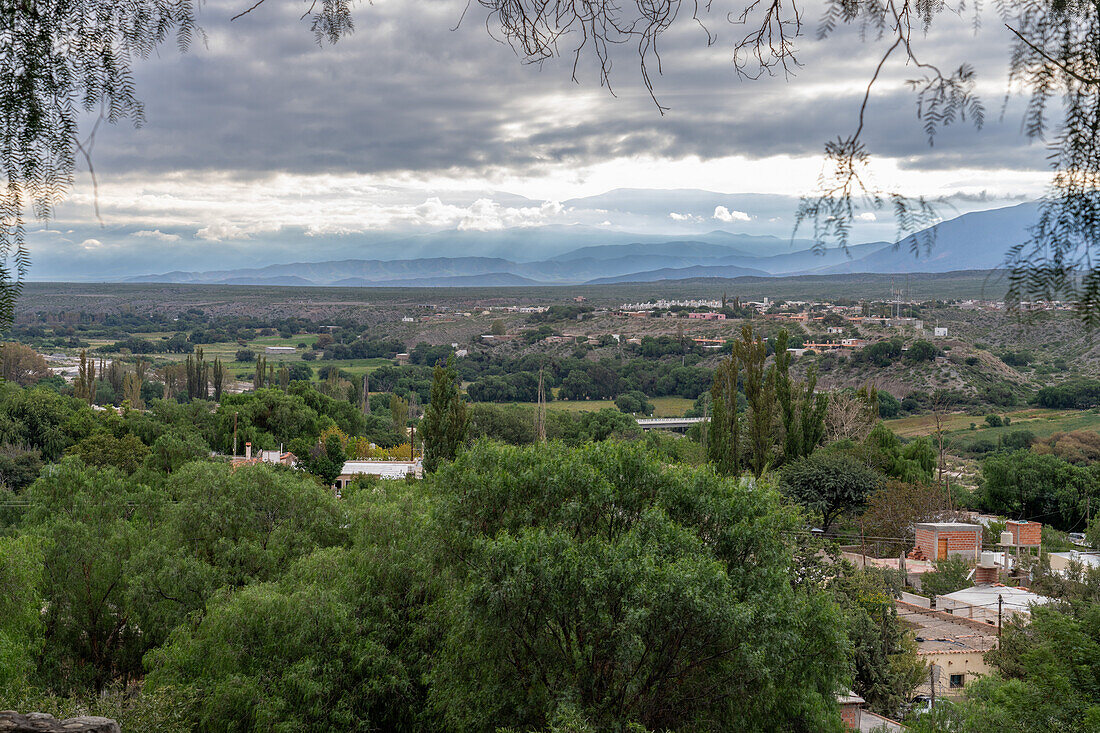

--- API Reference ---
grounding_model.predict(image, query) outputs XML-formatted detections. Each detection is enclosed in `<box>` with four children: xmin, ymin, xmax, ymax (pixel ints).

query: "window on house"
<box><xmin>949</xmin><ymin>674</ymin><xmax>965</xmax><ymax>689</ymax></box>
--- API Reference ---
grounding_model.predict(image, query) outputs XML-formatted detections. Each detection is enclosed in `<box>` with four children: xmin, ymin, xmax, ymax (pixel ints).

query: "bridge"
<box><xmin>635</xmin><ymin>417</ymin><xmax>707</xmax><ymax>431</ymax></box>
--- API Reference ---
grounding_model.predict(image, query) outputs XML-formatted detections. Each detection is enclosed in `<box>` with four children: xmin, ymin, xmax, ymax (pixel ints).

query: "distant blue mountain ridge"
<box><xmin>123</xmin><ymin>202</ymin><xmax>1038</xmax><ymax>287</ymax></box>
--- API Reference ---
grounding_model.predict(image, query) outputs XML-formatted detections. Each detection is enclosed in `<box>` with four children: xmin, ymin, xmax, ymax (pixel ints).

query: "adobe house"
<box><xmin>913</xmin><ymin>522</ymin><xmax>982</xmax><ymax>562</ymax></box>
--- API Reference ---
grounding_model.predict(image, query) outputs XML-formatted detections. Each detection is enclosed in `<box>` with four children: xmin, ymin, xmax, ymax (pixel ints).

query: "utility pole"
<box><xmin>232</xmin><ymin>411</ymin><xmax>238</xmax><ymax>457</ymax></box>
<box><xmin>860</xmin><ymin>519</ymin><xmax>867</xmax><ymax>568</ymax></box>
<box><xmin>998</xmin><ymin>594</ymin><xmax>1003</xmax><ymax>640</ymax></box>
<box><xmin>929</xmin><ymin>665</ymin><xmax>935</xmax><ymax>710</ymax></box>
<box><xmin>536</xmin><ymin>368</ymin><xmax>546</xmax><ymax>442</ymax></box>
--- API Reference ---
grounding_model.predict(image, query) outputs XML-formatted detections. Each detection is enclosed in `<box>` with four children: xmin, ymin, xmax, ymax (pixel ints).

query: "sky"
<box><xmin>30</xmin><ymin>0</ymin><xmax>1052</xmax><ymax>279</ymax></box>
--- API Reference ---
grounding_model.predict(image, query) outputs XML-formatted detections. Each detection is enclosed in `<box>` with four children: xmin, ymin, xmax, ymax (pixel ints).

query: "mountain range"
<box><xmin>124</xmin><ymin>202</ymin><xmax>1038</xmax><ymax>287</ymax></box>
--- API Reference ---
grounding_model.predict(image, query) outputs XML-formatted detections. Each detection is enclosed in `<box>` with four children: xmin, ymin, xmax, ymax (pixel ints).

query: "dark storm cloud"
<box><xmin>79</xmin><ymin>0</ymin><xmax>1047</xmax><ymax>180</ymax></box>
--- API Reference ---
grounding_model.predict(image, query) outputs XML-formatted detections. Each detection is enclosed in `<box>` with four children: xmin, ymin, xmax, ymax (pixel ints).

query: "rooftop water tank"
<box><xmin>1000</xmin><ymin>530</ymin><xmax>1014</xmax><ymax>546</ymax></box>
<box><xmin>980</xmin><ymin>551</ymin><xmax>997</xmax><ymax>568</ymax></box>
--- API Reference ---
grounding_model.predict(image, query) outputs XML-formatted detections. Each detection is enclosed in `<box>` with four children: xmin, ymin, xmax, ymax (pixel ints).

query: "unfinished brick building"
<box><xmin>912</xmin><ymin>522</ymin><xmax>982</xmax><ymax>562</ymax></box>
<box><xmin>1005</xmin><ymin>519</ymin><xmax>1042</xmax><ymax>547</ymax></box>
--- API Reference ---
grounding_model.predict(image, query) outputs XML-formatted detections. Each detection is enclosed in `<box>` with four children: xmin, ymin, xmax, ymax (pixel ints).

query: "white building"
<box><xmin>937</xmin><ymin>585</ymin><xmax>1053</xmax><ymax>623</ymax></box>
<box><xmin>1048</xmin><ymin>550</ymin><xmax>1100</xmax><ymax>576</ymax></box>
<box><xmin>934</xmin><ymin>326</ymin><xmax>949</xmax><ymax>338</ymax></box>
<box><xmin>334</xmin><ymin>460</ymin><xmax>423</xmax><ymax>490</ymax></box>
<box><xmin>265</xmin><ymin>346</ymin><xmax>296</xmax><ymax>355</ymax></box>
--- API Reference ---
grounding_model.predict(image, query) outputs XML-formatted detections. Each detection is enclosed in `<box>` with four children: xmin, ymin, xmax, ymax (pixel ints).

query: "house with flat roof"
<box><xmin>334</xmin><ymin>460</ymin><xmax>422</xmax><ymax>491</ymax></box>
<box><xmin>936</xmin><ymin>585</ymin><xmax>1053</xmax><ymax>624</ymax></box>
<box><xmin>1048</xmin><ymin>550</ymin><xmax>1100</xmax><ymax>576</ymax></box>
<box><xmin>912</xmin><ymin>522</ymin><xmax>982</xmax><ymax>562</ymax></box>
<box><xmin>897</xmin><ymin>599</ymin><xmax>998</xmax><ymax>698</ymax></box>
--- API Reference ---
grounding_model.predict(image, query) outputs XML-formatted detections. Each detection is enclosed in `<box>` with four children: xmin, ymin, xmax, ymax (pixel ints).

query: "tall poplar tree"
<box><xmin>421</xmin><ymin>359</ymin><xmax>469</xmax><ymax>473</ymax></box>
<box><xmin>735</xmin><ymin>325</ymin><xmax>774</xmax><ymax>478</ymax></box>
<box><xmin>706</xmin><ymin>354</ymin><xmax>740</xmax><ymax>475</ymax></box>
<box><xmin>212</xmin><ymin>357</ymin><xmax>224</xmax><ymax>401</ymax></box>
<box><xmin>774</xmin><ymin>329</ymin><xmax>829</xmax><ymax>464</ymax></box>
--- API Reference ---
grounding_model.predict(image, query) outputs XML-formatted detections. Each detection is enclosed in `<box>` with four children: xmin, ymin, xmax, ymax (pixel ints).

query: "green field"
<box><xmin>502</xmin><ymin>395</ymin><xmax>694</xmax><ymax>418</ymax></box>
<box><xmin>84</xmin><ymin>333</ymin><xmax>397</xmax><ymax>385</ymax></box>
<box><xmin>885</xmin><ymin>407</ymin><xmax>1100</xmax><ymax>447</ymax></box>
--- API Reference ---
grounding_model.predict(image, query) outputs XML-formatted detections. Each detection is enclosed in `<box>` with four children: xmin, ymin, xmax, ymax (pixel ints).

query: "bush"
<box><xmin>922</xmin><ymin>556</ymin><xmax>972</xmax><ymax>598</ymax></box>
<box><xmin>614</xmin><ymin>390</ymin><xmax>654</xmax><ymax>416</ymax></box>
<box><xmin>877</xmin><ymin>391</ymin><xmax>901</xmax><ymax>418</ymax></box>
<box><xmin>1000</xmin><ymin>350</ymin><xmax>1032</xmax><ymax>367</ymax></box>
<box><xmin>905</xmin><ymin>340</ymin><xmax>939</xmax><ymax>363</ymax></box>
<box><xmin>985</xmin><ymin>414</ymin><xmax>1003</xmax><ymax>428</ymax></box>
<box><xmin>235</xmin><ymin>349</ymin><xmax>255</xmax><ymax>362</ymax></box>
<box><xmin>1035</xmin><ymin>380</ymin><xmax>1100</xmax><ymax>408</ymax></box>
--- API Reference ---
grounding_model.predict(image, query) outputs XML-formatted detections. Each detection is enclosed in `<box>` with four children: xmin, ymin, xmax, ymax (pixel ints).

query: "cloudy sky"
<box><xmin>32</xmin><ymin>0</ymin><xmax>1050</xmax><ymax>279</ymax></box>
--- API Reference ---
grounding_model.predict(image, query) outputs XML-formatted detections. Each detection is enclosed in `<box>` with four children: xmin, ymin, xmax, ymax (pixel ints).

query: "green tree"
<box><xmin>65</xmin><ymin>431</ymin><xmax>150</xmax><ymax>475</ymax></box>
<box><xmin>490</xmin><ymin>318</ymin><xmax>506</xmax><ymax>335</ymax></box>
<box><xmin>253</xmin><ymin>354</ymin><xmax>268</xmax><ymax>391</ymax></box>
<box><xmin>141</xmin><ymin>431</ymin><xmax>209</xmax><ymax>475</ymax></box>
<box><xmin>212</xmin><ymin>357</ymin><xmax>225</xmax><ymax>401</ymax></box>
<box><xmin>613</xmin><ymin>389</ymin><xmax>653</xmax><ymax>415</ymax></box>
<box><xmin>782</xmin><ymin>451</ymin><xmax>885</xmax><ymax>534</ymax></box>
<box><xmin>905</xmin><ymin>340</ymin><xmax>940</xmax><ymax>363</ymax></box>
<box><xmin>0</xmin><ymin>444</ymin><xmax>43</xmax><ymax>493</ymax></box>
<box><xmin>706</xmin><ymin>353</ymin><xmax>741</xmax><ymax>475</ymax></box>
<box><xmin>74</xmin><ymin>350</ymin><xmax>96</xmax><ymax>405</ymax></box>
<box><xmin>830</xmin><ymin>565</ymin><xmax>924</xmax><ymax>717</ymax></box>
<box><xmin>735</xmin><ymin>325</ymin><xmax>774</xmax><ymax>478</ymax></box>
<box><xmin>130</xmin><ymin>462</ymin><xmax>346</xmax><ymax>650</ymax></box>
<box><xmin>919</xmin><ymin>555</ymin><xmax>973</xmax><ymax>599</ymax></box>
<box><xmin>429</xmin><ymin>441</ymin><xmax>850</xmax><ymax>731</ymax></box>
<box><xmin>420</xmin><ymin>359</ymin><xmax>470</xmax><ymax>473</ymax></box>
<box><xmin>293</xmin><ymin>432</ymin><xmax>347</xmax><ymax>486</ymax></box>
<box><xmin>469</xmin><ymin>403</ymin><xmax>537</xmax><ymax>445</ymax></box>
<box><xmin>147</xmin><ymin>481</ymin><xmax>435</xmax><ymax>731</ymax></box>
<box><xmin>0</xmin><ymin>535</ymin><xmax>43</xmax><ymax>693</ymax></box>
<box><xmin>22</xmin><ymin>458</ymin><xmax>159</xmax><ymax>693</ymax></box>
<box><xmin>122</xmin><ymin>371</ymin><xmax>144</xmax><ymax>410</ymax></box>
<box><xmin>390</xmin><ymin>393</ymin><xmax>409</xmax><ymax>434</ymax></box>
<box><xmin>979</xmin><ymin>449</ymin><xmax>1096</xmax><ymax>530</ymax></box>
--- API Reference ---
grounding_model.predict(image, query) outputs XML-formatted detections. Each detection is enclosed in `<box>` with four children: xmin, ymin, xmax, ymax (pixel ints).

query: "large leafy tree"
<box><xmin>0</xmin><ymin>535</ymin><xmax>44</xmax><ymax>694</ymax></box>
<box><xmin>829</xmin><ymin>564</ymin><xmax>924</xmax><ymax>718</ymax></box>
<box><xmin>979</xmin><ymin>448</ymin><xmax>1098</xmax><ymax>530</ymax></box>
<box><xmin>22</xmin><ymin>458</ymin><xmax>160</xmax><ymax>693</ymax></box>
<box><xmin>781</xmin><ymin>450</ymin><xmax>885</xmax><ymax>534</ymax></box>
<box><xmin>129</xmin><ymin>461</ymin><xmax>346</xmax><ymax>652</ymax></box>
<box><xmin>428</xmin><ymin>440</ymin><xmax>851</xmax><ymax>731</ymax></box>
<box><xmin>148</xmin><ymin>479</ymin><xmax>438</xmax><ymax>732</ymax></box>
